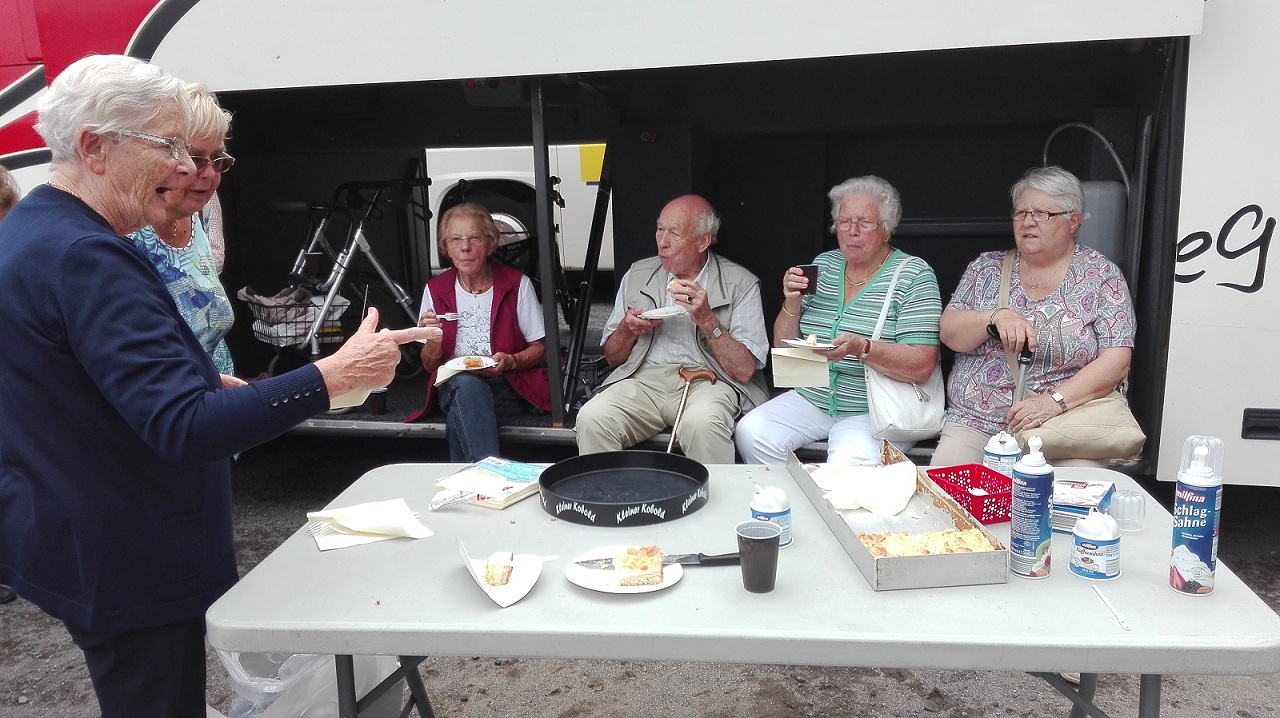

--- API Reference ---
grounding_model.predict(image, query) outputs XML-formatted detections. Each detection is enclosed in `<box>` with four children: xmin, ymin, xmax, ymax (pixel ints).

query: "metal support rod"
<box><xmin>335</xmin><ymin>654</ymin><xmax>358</xmax><ymax>718</ymax></box>
<box><xmin>1138</xmin><ymin>674</ymin><xmax>1162</xmax><ymax>718</ymax></box>
<box><xmin>1028</xmin><ymin>671</ymin><xmax>1116</xmax><ymax>718</ymax></box>
<box><xmin>531</xmin><ymin>77</ymin><xmax>566</xmax><ymax>425</ymax></box>
<box><xmin>562</xmin><ymin>147</ymin><xmax>613</xmax><ymax>411</ymax></box>
<box><xmin>1068</xmin><ymin>673</ymin><xmax>1101</xmax><ymax>718</ymax></box>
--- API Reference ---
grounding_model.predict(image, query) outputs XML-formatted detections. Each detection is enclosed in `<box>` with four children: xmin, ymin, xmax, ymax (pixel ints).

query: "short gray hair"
<box><xmin>1011</xmin><ymin>165</ymin><xmax>1084</xmax><ymax>215</ymax></box>
<box><xmin>186</xmin><ymin>83</ymin><xmax>231</xmax><ymax>144</ymax></box>
<box><xmin>35</xmin><ymin>55</ymin><xmax>190</xmax><ymax>164</ymax></box>
<box><xmin>828</xmin><ymin>175</ymin><xmax>902</xmax><ymax>235</ymax></box>
<box><xmin>694</xmin><ymin>206</ymin><xmax>721</xmax><ymax>244</ymax></box>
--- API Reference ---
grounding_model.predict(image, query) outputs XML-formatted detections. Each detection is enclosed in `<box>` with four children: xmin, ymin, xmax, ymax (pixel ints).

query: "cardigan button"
<box><xmin>293</xmin><ymin>391</ymin><xmax>301</xmax><ymax>399</ymax></box>
<box><xmin>269</xmin><ymin>399</ymin><xmax>279</xmax><ymax>407</ymax></box>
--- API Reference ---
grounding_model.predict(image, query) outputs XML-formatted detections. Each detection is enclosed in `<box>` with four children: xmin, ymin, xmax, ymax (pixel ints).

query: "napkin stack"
<box><xmin>1050</xmin><ymin>479</ymin><xmax>1116</xmax><ymax>533</ymax></box>
<box><xmin>810</xmin><ymin>461</ymin><xmax>918</xmax><ymax>516</ymax></box>
<box><xmin>305</xmin><ymin>498</ymin><xmax>433</xmax><ymax>550</ymax></box>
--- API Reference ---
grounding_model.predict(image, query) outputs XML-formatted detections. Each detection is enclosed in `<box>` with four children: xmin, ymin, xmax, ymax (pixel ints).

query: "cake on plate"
<box><xmin>612</xmin><ymin>546</ymin><xmax>665</xmax><ymax>586</ymax></box>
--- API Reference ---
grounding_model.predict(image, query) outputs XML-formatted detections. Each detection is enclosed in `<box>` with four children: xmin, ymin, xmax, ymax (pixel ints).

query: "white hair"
<box><xmin>827</xmin><ymin>175</ymin><xmax>902</xmax><ymax>235</ymax></box>
<box><xmin>35</xmin><ymin>55</ymin><xmax>191</xmax><ymax>164</ymax></box>
<box><xmin>1011</xmin><ymin>165</ymin><xmax>1084</xmax><ymax>215</ymax></box>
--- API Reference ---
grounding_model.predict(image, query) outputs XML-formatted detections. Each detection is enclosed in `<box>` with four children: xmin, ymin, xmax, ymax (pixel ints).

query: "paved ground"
<box><xmin>4</xmin><ymin>433</ymin><xmax>1280</xmax><ymax>717</ymax></box>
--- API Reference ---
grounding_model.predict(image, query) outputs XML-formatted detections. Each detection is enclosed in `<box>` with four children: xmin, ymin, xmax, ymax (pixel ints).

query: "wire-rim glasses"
<box><xmin>117</xmin><ymin>130</ymin><xmax>191</xmax><ymax>160</ymax></box>
<box><xmin>191</xmin><ymin>153</ymin><xmax>236</xmax><ymax>173</ymax></box>
<box><xmin>834</xmin><ymin>217</ymin><xmax>884</xmax><ymax>233</ymax></box>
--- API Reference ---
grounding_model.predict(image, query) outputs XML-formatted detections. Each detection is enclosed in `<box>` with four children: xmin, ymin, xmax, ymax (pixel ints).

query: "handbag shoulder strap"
<box><xmin>998</xmin><ymin>250</ymin><xmax>1020</xmax><ymax>379</ymax></box>
<box><xmin>871</xmin><ymin>254</ymin><xmax>911</xmax><ymax>341</ymax></box>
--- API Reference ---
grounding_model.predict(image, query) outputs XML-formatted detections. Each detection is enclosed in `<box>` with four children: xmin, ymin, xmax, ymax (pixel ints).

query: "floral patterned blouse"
<box><xmin>943</xmin><ymin>245</ymin><xmax>1135</xmax><ymax>435</ymax></box>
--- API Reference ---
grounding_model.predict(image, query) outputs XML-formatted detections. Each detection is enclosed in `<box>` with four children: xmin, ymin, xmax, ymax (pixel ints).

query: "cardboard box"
<box><xmin>786</xmin><ymin>451</ymin><xmax>1008</xmax><ymax>591</ymax></box>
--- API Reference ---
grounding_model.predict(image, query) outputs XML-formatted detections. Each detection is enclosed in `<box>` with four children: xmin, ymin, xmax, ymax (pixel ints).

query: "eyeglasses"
<box><xmin>117</xmin><ymin>130</ymin><xmax>191</xmax><ymax>160</ymax></box>
<box><xmin>834</xmin><ymin>218</ymin><xmax>884</xmax><ymax>232</ymax></box>
<box><xmin>1011</xmin><ymin>209</ymin><xmax>1071</xmax><ymax>223</ymax></box>
<box><xmin>191</xmin><ymin>153</ymin><xmax>235</xmax><ymax>173</ymax></box>
<box><xmin>445</xmin><ymin>234</ymin><xmax>487</xmax><ymax>248</ymax></box>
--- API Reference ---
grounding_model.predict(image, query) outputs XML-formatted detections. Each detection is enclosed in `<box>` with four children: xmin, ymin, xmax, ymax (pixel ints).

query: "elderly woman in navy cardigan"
<box><xmin>407</xmin><ymin>202</ymin><xmax>551</xmax><ymax>461</ymax></box>
<box><xmin>0</xmin><ymin>55</ymin><xmax>435</xmax><ymax>717</ymax></box>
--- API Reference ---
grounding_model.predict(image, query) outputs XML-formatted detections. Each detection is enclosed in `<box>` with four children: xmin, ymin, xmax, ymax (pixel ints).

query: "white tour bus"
<box><xmin>2</xmin><ymin>0</ymin><xmax>1276</xmax><ymax>485</ymax></box>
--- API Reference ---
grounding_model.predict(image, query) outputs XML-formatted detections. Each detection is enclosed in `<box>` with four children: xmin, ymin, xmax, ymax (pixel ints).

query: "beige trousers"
<box><xmin>575</xmin><ymin>364</ymin><xmax>740</xmax><ymax>464</ymax></box>
<box><xmin>931</xmin><ymin>420</ymin><xmax>1107</xmax><ymax>469</ymax></box>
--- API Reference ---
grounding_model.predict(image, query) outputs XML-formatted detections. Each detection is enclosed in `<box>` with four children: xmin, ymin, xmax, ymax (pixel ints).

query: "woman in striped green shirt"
<box><xmin>736</xmin><ymin>176</ymin><xmax>942</xmax><ymax>465</ymax></box>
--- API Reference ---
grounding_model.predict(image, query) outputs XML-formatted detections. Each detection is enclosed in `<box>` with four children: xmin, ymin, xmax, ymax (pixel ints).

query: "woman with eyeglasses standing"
<box><xmin>931</xmin><ymin>165</ymin><xmax>1135</xmax><ymax>467</ymax></box>
<box><xmin>129</xmin><ymin>83</ymin><xmax>238</xmax><ymax>378</ymax></box>
<box><xmin>736</xmin><ymin>175</ymin><xmax>942</xmax><ymax>465</ymax></box>
<box><xmin>0</xmin><ymin>55</ymin><xmax>434</xmax><ymax>717</ymax></box>
<box><xmin>407</xmin><ymin>202</ymin><xmax>550</xmax><ymax>462</ymax></box>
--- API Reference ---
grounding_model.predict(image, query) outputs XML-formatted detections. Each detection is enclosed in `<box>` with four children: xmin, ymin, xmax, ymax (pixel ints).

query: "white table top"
<box><xmin>206</xmin><ymin>463</ymin><xmax>1280</xmax><ymax>676</ymax></box>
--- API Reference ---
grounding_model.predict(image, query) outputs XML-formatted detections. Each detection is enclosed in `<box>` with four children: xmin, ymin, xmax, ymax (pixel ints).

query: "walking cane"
<box><xmin>668</xmin><ymin>367</ymin><xmax>718</xmax><ymax>453</ymax></box>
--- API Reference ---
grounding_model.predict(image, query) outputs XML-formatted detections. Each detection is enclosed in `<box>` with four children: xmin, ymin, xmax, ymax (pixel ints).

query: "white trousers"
<box><xmin>735</xmin><ymin>390</ymin><xmax>912</xmax><ymax>465</ymax></box>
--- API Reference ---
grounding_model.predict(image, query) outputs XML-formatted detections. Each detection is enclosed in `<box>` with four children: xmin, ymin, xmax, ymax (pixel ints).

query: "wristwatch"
<box><xmin>1051</xmin><ymin>391</ymin><xmax>1068</xmax><ymax>411</ymax></box>
<box><xmin>708</xmin><ymin>324</ymin><xmax>724</xmax><ymax>340</ymax></box>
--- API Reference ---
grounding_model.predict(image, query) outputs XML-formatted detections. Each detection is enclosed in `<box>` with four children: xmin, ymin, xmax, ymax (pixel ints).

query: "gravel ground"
<box><xmin>3</xmin><ymin>434</ymin><xmax>1280</xmax><ymax>717</ymax></box>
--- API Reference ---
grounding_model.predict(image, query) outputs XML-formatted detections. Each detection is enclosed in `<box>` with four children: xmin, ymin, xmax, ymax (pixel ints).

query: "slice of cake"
<box><xmin>483</xmin><ymin>552</ymin><xmax>514</xmax><ymax>586</ymax></box>
<box><xmin>611</xmin><ymin>546</ymin><xmax>665</xmax><ymax>586</ymax></box>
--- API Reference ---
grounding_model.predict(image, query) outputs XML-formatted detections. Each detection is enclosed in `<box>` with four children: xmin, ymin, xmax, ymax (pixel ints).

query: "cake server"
<box><xmin>575</xmin><ymin>552</ymin><xmax>740</xmax><ymax>569</ymax></box>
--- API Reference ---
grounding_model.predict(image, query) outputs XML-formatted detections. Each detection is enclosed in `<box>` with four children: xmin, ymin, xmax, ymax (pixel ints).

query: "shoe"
<box><xmin>1059</xmin><ymin>671</ymin><xmax>1081</xmax><ymax>685</ymax></box>
<box><xmin>0</xmin><ymin>585</ymin><xmax>16</xmax><ymax>604</ymax></box>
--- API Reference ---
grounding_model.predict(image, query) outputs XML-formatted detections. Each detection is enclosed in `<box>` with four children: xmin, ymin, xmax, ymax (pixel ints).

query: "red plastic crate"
<box><xmin>926</xmin><ymin>464</ymin><xmax>1012</xmax><ymax>524</ymax></box>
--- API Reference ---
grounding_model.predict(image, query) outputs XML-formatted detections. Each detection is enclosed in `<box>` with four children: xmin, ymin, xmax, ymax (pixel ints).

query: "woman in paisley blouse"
<box><xmin>129</xmin><ymin>83</ymin><xmax>237</xmax><ymax>379</ymax></box>
<box><xmin>932</xmin><ymin>166</ymin><xmax>1136</xmax><ymax>468</ymax></box>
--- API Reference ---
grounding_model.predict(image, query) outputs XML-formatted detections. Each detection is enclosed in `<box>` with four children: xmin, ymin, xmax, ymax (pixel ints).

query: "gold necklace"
<box><xmin>1020</xmin><ymin>250</ymin><xmax>1073</xmax><ymax>290</ymax></box>
<box><xmin>845</xmin><ymin>252</ymin><xmax>891</xmax><ymax>289</ymax></box>
<box><xmin>47</xmin><ymin>180</ymin><xmax>81</xmax><ymax>199</ymax></box>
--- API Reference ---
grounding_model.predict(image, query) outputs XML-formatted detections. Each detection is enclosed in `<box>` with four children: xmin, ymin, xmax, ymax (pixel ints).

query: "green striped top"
<box><xmin>794</xmin><ymin>249</ymin><xmax>941</xmax><ymax>417</ymax></box>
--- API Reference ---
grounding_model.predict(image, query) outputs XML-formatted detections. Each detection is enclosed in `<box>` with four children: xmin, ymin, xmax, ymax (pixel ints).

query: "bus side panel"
<box><xmin>1165</xmin><ymin>0</ymin><xmax>1280</xmax><ymax>485</ymax></box>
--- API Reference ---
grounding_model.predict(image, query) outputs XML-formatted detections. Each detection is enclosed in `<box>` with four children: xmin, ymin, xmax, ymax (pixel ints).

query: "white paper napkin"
<box><xmin>810</xmin><ymin>461</ymin><xmax>918</xmax><ymax>516</ymax></box>
<box><xmin>305</xmin><ymin>498</ymin><xmax>433</xmax><ymax>551</ymax></box>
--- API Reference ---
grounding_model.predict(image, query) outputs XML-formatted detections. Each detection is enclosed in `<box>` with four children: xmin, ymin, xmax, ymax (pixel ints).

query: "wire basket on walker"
<box><xmin>238</xmin><ymin>286</ymin><xmax>350</xmax><ymax>348</ymax></box>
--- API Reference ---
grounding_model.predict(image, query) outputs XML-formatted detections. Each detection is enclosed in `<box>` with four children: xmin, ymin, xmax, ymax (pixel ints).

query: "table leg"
<box><xmin>1067</xmin><ymin>673</ymin><xmax>1100</xmax><ymax>718</ymax></box>
<box><xmin>401</xmin><ymin>656</ymin><xmax>436</xmax><ymax>718</ymax></box>
<box><xmin>336</xmin><ymin>655</ymin><xmax>358</xmax><ymax>718</ymax></box>
<box><xmin>1138</xmin><ymin>675</ymin><xmax>1162</xmax><ymax>718</ymax></box>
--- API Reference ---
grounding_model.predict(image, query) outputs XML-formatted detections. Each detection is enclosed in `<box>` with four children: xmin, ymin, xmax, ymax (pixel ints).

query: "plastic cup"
<box><xmin>797</xmin><ymin>264</ymin><xmax>819</xmax><ymax>295</ymax></box>
<box><xmin>1106</xmin><ymin>490</ymin><xmax>1146</xmax><ymax>533</ymax></box>
<box><xmin>367</xmin><ymin>387</ymin><xmax>388</xmax><ymax>415</ymax></box>
<box><xmin>736</xmin><ymin>520</ymin><xmax>782</xmax><ymax>593</ymax></box>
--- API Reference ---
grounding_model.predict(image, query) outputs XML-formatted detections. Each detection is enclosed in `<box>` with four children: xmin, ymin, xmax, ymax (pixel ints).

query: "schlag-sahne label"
<box><xmin>1170</xmin><ymin>440</ymin><xmax>1223</xmax><ymax>596</ymax></box>
<box><xmin>1170</xmin><ymin>481</ymin><xmax>1221</xmax><ymax>595</ymax></box>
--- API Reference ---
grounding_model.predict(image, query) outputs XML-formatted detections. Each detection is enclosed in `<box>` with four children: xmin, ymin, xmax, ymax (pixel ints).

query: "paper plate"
<box><xmin>457</xmin><ymin>538</ymin><xmax>542</xmax><ymax>608</ymax></box>
<box><xmin>639</xmin><ymin>306</ymin><xmax>687</xmax><ymax>320</ymax></box>
<box><xmin>329</xmin><ymin>388</ymin><xmax>372</xmax><ymax>410</ymax></box>
<box><xmin>782</xmin><ymin>338</ymin><xmax>836</xmax><ymax>350</ymax></box>
<box><xmin>564</xmin><ymin>545</ymin><xmax>684</xmax><ymax>594</ymax></box>
<box><xmin>445</xmin><ymin>356</ymin><xmax>497</xmax><ymax>371</ymax></box>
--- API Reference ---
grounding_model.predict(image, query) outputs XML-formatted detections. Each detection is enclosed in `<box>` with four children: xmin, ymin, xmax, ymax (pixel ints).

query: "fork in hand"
<box><xmin>438</xmin><ymin>312</ymin><xmax>460</xmax><ymax>322</ymax></box>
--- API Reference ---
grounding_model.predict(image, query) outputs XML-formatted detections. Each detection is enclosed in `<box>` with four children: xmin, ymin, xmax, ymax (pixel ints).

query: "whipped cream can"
<box><xmin>1170</xmin><ymin>436</ymin><xmax>1224</xmax><ymax>596</ymax></box>
<box><xmin>1010</xmin><ymin>436</ymin><xmax>1053</xmax><ymax>579</ymax></box>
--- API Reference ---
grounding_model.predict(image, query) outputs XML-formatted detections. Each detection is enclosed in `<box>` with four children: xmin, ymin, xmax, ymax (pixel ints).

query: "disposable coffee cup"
<box><xmin>797</xmin><ymin>264</ymin><xmax>819</xmax><ymax>295</ymax></box>
<box><xmin>736</xmin><ymin>520</ymin><xmax>782</xmax><ymax>593</ymax></box>
<box><xmin>367</xmin><ymin>387</ymin><xmax>388</xmax><ymax>415</ymax></box>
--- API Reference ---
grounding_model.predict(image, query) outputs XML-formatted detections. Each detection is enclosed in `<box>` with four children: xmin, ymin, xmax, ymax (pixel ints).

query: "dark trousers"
<box><xmin>65</xmin><ymin>616</ymin><xmax>207</xmax><ymax>718</ymax></box>
<box><xmin>437</xmin><ymin>372</ymin><xmax>528</xmax><ymax>463</ymax></box>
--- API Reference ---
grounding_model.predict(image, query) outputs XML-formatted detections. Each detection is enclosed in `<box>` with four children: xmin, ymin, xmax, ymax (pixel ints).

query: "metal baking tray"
<box><xmin>786</xmin><ymin>451</ymin><xmax>1007</xmax><ymax>591</ymax></box>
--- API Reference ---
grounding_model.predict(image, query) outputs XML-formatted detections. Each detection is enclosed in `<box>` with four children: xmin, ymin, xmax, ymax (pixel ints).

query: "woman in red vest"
<box><xmin>408</xmin><ymin>203</ymin><xmax>551</xmax><ymax>461</ymax></box>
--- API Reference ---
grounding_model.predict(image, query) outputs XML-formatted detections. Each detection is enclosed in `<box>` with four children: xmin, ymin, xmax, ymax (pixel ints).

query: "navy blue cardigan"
<box><xmin>0</xmin><ymin>186</ymin><xmax>330</xmax><ymax>633</ymax></box>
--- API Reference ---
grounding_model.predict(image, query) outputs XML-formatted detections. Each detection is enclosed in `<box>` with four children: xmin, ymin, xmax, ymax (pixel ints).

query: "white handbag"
<box><xmin>863</xmin><ymin>259</ymin><xmax>946</xmax><ymax>441</ymax></box>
